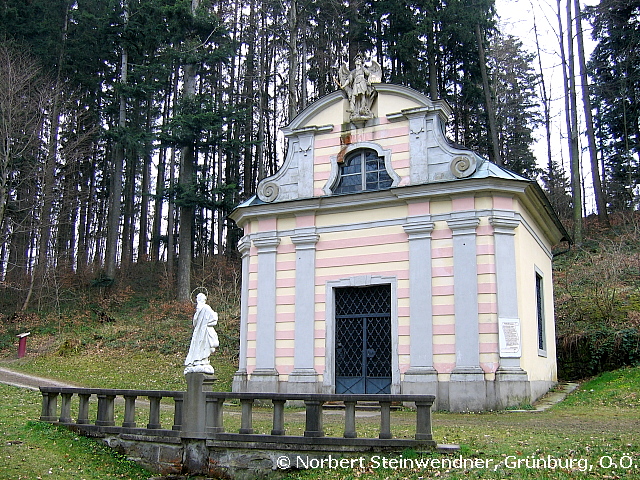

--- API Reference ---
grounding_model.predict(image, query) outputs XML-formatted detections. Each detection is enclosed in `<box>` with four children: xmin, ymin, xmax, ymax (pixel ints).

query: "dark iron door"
<box><xmin>335</xmin><ymin>285</ymin><xmax>392</xmax><ymax>394</ymax></box>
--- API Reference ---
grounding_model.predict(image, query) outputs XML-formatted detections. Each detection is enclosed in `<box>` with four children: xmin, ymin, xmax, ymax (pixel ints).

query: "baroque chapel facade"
<box><xmin>230</xmin><ymin>77</ymin><xmax>568</xmax><ymax>411</ymax></box>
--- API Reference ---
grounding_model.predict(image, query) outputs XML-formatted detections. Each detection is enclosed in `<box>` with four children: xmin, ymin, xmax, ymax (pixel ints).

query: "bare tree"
<box><xmin>557</xmin><ymin>0</ymin><xmax>583</xmax><ymax>244</ymax></box>
<box><xmin>23</xmin><ymin>0</ymin><xmax>73</xmax><ymax>311</ymax></box>
<box><xmin>0</xmin><ymin>42</ymin><xmax>51</xmax><ymax>237</ymax></box>
<box><xmin>531</xmin><ymin>3</ymin><xmax>553</xmax><ymax>179</ymax></box>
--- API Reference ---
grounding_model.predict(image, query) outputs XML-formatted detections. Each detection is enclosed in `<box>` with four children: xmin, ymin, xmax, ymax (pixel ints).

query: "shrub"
<box><xmin>557</xmin><ymin>328</ymin><xmax>640</xmax><ymax>380</ymax></box>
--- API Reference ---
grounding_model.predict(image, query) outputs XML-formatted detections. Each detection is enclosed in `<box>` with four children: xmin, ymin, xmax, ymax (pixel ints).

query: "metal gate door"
<box><xmin>335</xmin><ymin>285</ymin><xmax>392</xmax><ymax>394</ymax></box>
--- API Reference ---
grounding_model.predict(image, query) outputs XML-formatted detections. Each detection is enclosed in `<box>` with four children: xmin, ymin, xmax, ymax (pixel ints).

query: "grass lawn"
<box><xmin>0</xmin><ymin>384</ymin><xmax>152</xmax><ymax>480</ymax></box>
<box><xmin>1</xmin><ymin>349</ymin><xmax>639</xmax><ymax>479</ymax></box>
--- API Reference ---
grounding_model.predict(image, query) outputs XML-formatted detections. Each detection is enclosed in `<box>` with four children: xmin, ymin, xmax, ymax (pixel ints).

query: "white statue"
<box><xmin>184</xmin><ymin>293</ymin><xmax>219</xmax><ymax>375</ymax></box>
<box><xmin>337</xmin><ymin>54</ymin><xmax>382</xmax><ymax>122</ymax></box>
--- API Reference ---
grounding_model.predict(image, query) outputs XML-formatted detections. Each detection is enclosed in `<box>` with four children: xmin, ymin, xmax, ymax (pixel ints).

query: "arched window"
<box><xmin>333</xmin><ymin>149</ymin><xmax>393</xmax><ymax>194</ymax></box>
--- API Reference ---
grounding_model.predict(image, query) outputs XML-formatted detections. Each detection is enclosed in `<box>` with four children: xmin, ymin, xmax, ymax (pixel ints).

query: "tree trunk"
<box><xmin>167</xmin><ymin>146</ymin><xmax>176</xmax><ymax>274</ymax></box>
<box><xmin>256</xmin><ymin>12</ymin><xmax>268</xmax><ymax>183</ymax></box>
<box><xmin>120</xmin><ymin>149</ymin><xmax>135</xmax><ymax>266</ymax></box>
<box><xmin>287</xmin><ymin>0</ymin><xmax>299</xmax><ymax>121</ymax></box>
<box><xmin>564</xmin><ymin>0</ymin><xmax>583</xmax><ymax>243</ymax></box>
<box><xmin>177</xmin><ymin>66</ymin><xmax>196</xmax><ymax>302</ymax></box>
<box><xmin>574</xmin><ymin>0</ymin><xmax>609</xmax><ymax>226</ymax></box>
<box><xmin>152</xmin><ymin>144</ymin><xmax>166</xmax><ymax>262</ymax></box>
<box><xmin>427</xmin><ymin>14</ymin><xmax>438</xmax><ymax>100</ymax></box>
<box><xmin>138</xmin><ymin>101</ymin><xmax>152</xmax><ymax>262</ymax></box>
<box><xmin>176</xmin><ymin>0</ymin><xmax>201</xmax><ymax>302</ymax></box>
<box><xmin>242</xmin><ymin>0</ymin><xmax>257</xmax><ymax>198</ymax></box>
<box><xmin>76</xmin><ymin>158</ymin><xmax>91</xmax><ymax>271</ymax></box>
<box><xmin>475</xmin><ymin>23</ymin><xmax>502</xmax><ymax>166</ymax></box>
<box><xmin>300</xmin><ymin>30</ymin><xmax>308</xmax><ymax>111</ymax></box>
<box><xmin>105</xmin><ymin>1</ymin><xmax>129</xmax><ymax>279</ymax></box>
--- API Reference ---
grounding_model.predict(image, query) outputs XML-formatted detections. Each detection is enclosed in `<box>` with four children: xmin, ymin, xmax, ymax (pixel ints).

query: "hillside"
<box><xmin>0</xmin><ymin>256</ymin><xmax>242</xmax><ymax>391</ymax></box>
<box><xmin>0</xmin><ymin>213</ymin><xmax>639</xmax><ymax>383</ymax></box>
<box><xmin>553</xmin><ymin>212</ymin><xmax>640</xmax><ymax>379</ymax></box>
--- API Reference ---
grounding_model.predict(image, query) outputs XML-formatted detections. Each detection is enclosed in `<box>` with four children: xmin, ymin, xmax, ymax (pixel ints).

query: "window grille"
<box><xmin>333</xmin><ymin>149</ymin><xmax>393</xmax><ymax>194</ymax></box>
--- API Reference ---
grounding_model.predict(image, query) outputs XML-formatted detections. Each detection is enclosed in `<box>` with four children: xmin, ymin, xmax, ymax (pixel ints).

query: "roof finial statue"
<box><xmin>336</xmin><ymin>53</ymin><xmax>382</xmax><ymax>123</ymax></box>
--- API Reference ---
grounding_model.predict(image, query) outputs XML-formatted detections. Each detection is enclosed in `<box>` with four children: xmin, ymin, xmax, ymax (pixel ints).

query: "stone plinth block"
<box><xmin>181</xmin><ymin>372</ymin><xmax>216</xmax><ymax>439</ymax></box>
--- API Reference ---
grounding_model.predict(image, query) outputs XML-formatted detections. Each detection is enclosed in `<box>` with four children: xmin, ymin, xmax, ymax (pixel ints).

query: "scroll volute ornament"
<box><xmin>450</xmin><ymin>155</ymin><xmax>477</xmax><ymax>179</ymax></box>
<box><xmin>257</xmin><ymin>182</ymin><xmax>279</xmax><ymax>203</ymax></box>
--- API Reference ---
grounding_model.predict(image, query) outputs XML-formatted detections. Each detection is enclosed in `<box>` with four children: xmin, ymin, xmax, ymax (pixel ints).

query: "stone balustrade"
<box><xmin>39</xmin><ymin>387</ymin><xmax>184</xmax><ymax>435</ymax></box>
<box><xmin>201</xmin><ymin>392</ymin><xmax>435</xmax><ymax>447</ymax></box>
<box><xmin>39</xmin><ymin>386</ymin><xmax>435</xmax><ymax>447</ymax></box>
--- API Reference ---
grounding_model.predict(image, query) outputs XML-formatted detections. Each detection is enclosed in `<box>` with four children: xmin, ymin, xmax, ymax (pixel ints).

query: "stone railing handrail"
<box><xmin>39</xmin><ymin>386</ymin><xmax>184</xmax><ymax>433</ymax></box>
<box><xmin>202</xmin><ymin>391</ymin><xmax>435</xmax><ymax>445</ymax></box>
<box><xmin>40</xmin><ymin>386</ymin><xmax>183</xmax><ymax>396</ymax></box>
<box><xmin>39</xmin><ymin>385</ymin><xmax>435</xmax><ymax>447</ymax></box>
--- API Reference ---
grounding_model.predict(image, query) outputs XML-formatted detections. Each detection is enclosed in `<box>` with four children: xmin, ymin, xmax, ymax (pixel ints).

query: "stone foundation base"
<box><xmin>244</xmin><ymin>369</ymin><xmax>280</xmax><ymax>393</ymax></box>
<box><xmin>234</xmin><ymin>377</ymin><xmax>555</xmax><ymax>412</ymax></box>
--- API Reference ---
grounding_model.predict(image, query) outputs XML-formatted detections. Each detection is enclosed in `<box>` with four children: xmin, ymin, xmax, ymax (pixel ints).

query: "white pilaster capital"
<box><xmin>447</xmin><ymin>217</ymin><xmax>480</xmax><ymax>234</ymax></box>
<box><xmin>291</xmin><ymin>228</ymin><xmax>320</xmax><ymax>247</ymax></box>
<box><xmin>489</xmin><ymin>216</ymin><xmax>520</xmax><ymax>235</ymax></box>
<box><xmin>238</xmin><ymin>236</ymin><xmax>252</xmax><ymax>256</ymax></box>
<box><xmin>253</xmin><ymin>233</ymin><xmax>280</xmax><ymax>252</ymax></box>
<box><xmin>404</xmin><ymin>218</ymin><xmax>435</xmax><ymax>239</ymax></box>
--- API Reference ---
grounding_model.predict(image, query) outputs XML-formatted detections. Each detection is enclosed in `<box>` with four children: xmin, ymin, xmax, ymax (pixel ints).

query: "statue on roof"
<box><xmin>336</xmin><ymin>54</ymin><xmax>382</xmax><ymax>122</ymax></box>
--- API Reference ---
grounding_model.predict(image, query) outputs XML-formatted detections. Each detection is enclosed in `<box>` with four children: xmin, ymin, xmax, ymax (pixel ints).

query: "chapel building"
<box><xmin>229</xmin><ymin>79</ymin><xmax>569</xmax><ymax>411</ymax></box>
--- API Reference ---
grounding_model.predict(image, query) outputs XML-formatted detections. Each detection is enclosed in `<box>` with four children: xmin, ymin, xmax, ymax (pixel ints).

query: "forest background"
<box><xmin>0</xmin><ymin>0</ymin><xmax>638</xmax><ymax>376</ymax></box>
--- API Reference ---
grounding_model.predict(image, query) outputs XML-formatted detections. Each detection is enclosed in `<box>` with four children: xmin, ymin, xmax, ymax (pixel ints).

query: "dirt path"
<box><xmin>0</xmin><ymin>366</ymin><xmax>78</xmax><ymax>391</ymax></box>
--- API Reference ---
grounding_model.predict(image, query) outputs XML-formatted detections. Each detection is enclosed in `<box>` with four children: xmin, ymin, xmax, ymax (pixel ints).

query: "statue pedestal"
<box><xmin>181</xmin><ymin>372</ymin><xmax>217</xmax><ymax>475</ymax></box>
<box><xmin>181</xmin><ymin>372</ymin><xmax>216</xmax><ymax>439</ymax></box>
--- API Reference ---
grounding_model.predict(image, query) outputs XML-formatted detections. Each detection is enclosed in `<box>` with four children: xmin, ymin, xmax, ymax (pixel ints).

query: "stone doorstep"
<box><xmin>322</xmin><ymin>401</ymin><xmax>403</xmax><ymax>411</ymax></box>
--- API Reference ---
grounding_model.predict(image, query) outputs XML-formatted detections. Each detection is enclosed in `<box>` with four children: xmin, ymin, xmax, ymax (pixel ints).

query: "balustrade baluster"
<box><xmin>206</xmin><ymin>396</ymin><xmax>224</xmax><ymax>433</ymax></box>
<box><xmin>239</xmin><ymin>398</ymin><xmax>254</xmax><ymax>434</ymax></box>
<box><xmin>303</xmin><ymin>399</ymin><xmax>324</xmax><ymax>437</ymax></box>
<box><xmin>343</xmin><ymin>400</ymin><xmax>357</xmax><ymax>438</ymax></box>
<box><xmin>123</xmin><ymin>395</ymin><xmax>137</xmax><ymax>428</ymax></box>
<box><xmin>40</xmin><ymin>391</ymin><xmax>58</xmax><ymax>422</ymax></box>
<box><xmin>147</xmin><ymin>395</ymin><xmax>162</xmax><ymax>429</ymax></box>
<box><xmin>172</xmin><ymin>395</ymin><xmax>183</xmax><ymax>431</ymax></box>
<box><xmin>77</xmin><ymin>393</ymin><xmax>91</xmax><ymax>424</ymax></box>
<box><xmin>96</xmin><ymin>394</ymin><xmax>116</xmax><ymax>426</ymax></box>
<box><xmin>379</xmin><ymin>401</ymin><xmax>392</xmax><ymax>439</ymax></box>
<box><xmin>59</xmin><ymin>393</ymin><xmax>73</xmax><ymax>423</ymax></box>
<box><xmin>271</xmin><ymin>399</ymin><xmax>286</xmax><ymax>435</ymax></box>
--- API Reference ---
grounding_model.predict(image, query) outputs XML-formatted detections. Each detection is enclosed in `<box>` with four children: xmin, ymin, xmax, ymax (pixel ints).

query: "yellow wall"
<box><xmin>514</xmin><ymin>201</ymin><xmax>557</xmax><ymax>382</ymax></box>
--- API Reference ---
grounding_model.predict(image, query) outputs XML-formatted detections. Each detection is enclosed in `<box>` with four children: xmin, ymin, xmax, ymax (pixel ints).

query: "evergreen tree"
<box><xmin>489</xmin><ymin>33</ymin><xmax>541</xmax><ymax>178</ymax></box>
<box><xmin>0</xmin><ymin>0</ymin><xmax>550</xmax><ymax>309</ymax></box>
<box><xmin>588</xmin><ymin>0</ymin><xmax>640</xmax><ymax>210</ymax></box>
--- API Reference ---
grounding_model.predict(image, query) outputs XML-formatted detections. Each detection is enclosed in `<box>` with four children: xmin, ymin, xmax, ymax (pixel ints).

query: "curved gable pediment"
<box><xmin>256</xmin><ymin>84</ymin><xmax>483</xmax><ymax>204</ymax></box>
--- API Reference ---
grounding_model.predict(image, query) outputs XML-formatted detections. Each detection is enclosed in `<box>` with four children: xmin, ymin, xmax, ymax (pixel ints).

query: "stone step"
<box><xmin>323</xmin><ymin>401</ymin><xmax>403</xmax><ymax>411</ymax></box>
